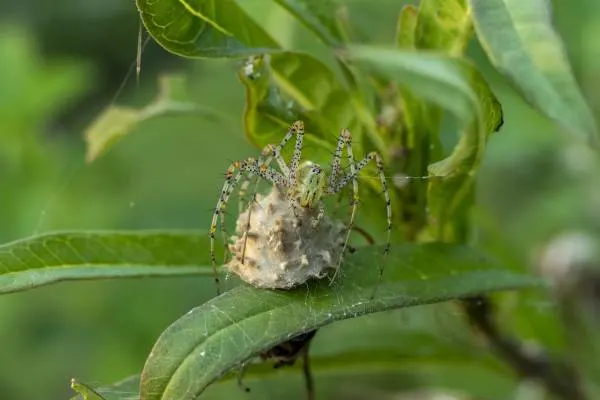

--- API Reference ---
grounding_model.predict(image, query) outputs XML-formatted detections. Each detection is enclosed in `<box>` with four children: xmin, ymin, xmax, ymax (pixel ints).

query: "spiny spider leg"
<box><xmin>236</xmin><ymin>146</ymin><xmax>276</xmax><ymax>215</ymax></box>
<box><xmin>311</xmin><ymin>202</ymin><xmax>325</xmax><ymax>228</ymax></box>
<box><xmin>327</xmin><ymin>128</ymin><xmax>347</xmax><ymax>190</ymax></box>
<box><xmin>234</xmin><ymin>120</ymin><xmax>305</xmax><ymax>271</ymax></box>
<box><xmin>236</xmin><ymin>120</ymin><xmax>302</xmax><ymax>222</ymax></box>
<box><xmin>287</xmin><ymin>120</ymin><xmax>305</xmax><ymax>188</ymax></box>
<box><xmin>236</xmin><ymin>178</ymin><xmax>255</xmax><ymax>266</ymax></box>
<box><xmin>209</xmin><ymin>158</ymin><xmax>288</xmax><ymax>295</ymax></box>
<box><xmin>328</xmin><ymin>129</ymin><xmax>359</xmax><ymax>284</ymax></box>
<box><xmin>334</xmin><ymin>150</ymin><xmax>392</xmax><ymax>297</ymax></box>
<box><xmin>221</xmin><ymin>143</ymin><xmax>286</xmax><ymax>265</ymax></box>
<box><xmin>268</xmin><ymin>121</ymin><xmax>304</xmax><ymax>178</ymax></box>
<box><xmin>237</xmin><ymin>180</ymin><xmax>252</xmax><ymax>214</ymax></box>
<box><xmin>306</xmin><ymin>127</ymin><xmax>347</xmax><ymax>228</ymax></box>
<box><xmin>237</xmin><ymin>121</ymin><xmax>300</xmax><ymax>211</ymax></box>
<box><xmin>237</xmin><ymin>130</ymin><xmax>299</xmax><ymax>264</ymax></box>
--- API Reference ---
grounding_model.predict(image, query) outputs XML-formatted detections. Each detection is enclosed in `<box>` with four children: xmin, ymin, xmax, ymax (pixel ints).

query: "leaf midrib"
<box><xmin>155</xmin><ymin>269</ymin><xmax>539</xmax><ymax>399</ymax></box>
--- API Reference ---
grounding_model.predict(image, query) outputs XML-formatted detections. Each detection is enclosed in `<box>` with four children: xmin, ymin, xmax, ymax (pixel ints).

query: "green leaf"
<box><xmin>346</xmin><ymin>46</ymin><xmax>477</xmax><ymax>127</ymax></box>
<box><xmin>241</xmin><ymin>53</ymin><xmax>364</xmax><ymax>158</ymax></box>
<box><xmin>140</xmin><ymin>243</ymin><xmax>540</xmax><ymax>399</ymax></box>
<box><xmin>396</xmin><ymin>5</ymin><xmax>418</xmax><ymax>48</ymax></box>
<box><xmin>84</xmin><ymin>75</ymin><xmax>223</xmax><ymax>163</ymax></box>
<box><xmin>84</xmin><ymin>106</ymin><xmax>139</xmax><ymax>163</ymax></box>
<box><xmin>394</xmin><ymin>3</ymin><xmax>441</xmax><ymax>161</ymax></box>
<box><xmin>274</xmin><ymin>0</ymin><xmax>344</xmax><ymax>45</ymax></box>
<box><xmin>69</xmin><ymin>306</ymin><xmax>517</xmax><ymax>398</ymax></box>
<box><xmin>469</xmin><ymin>0</ymin><xmax>598</xmax><ymax>146</ymax></box>
<box><xmin>0</xmin><ymin>230</ymin><xmax>213</xmax><ymax>294</ymax></box>
<box><xmin>394</xmin><ymin>0</ymin><xmax>475</xmax><ymax>145</ymax></box>
<box><xmin>70</xmin><ymin>307</ymin><xmax>516</xmax><ymax>399</ymax></box>
<box><xmin>71</xmin><ymin>376</ymin><xmax>140</xmax><ymax>400</ymax></box>
<box><xmin>344</xmin><ymin>45</ymin><xmax>502</xmax><ymax>241</ymax></box>
<box><xmin>415</xmin><ymin>0</ymin><xmax>473</xmax><ymax>55</ymax></box>
<box><xmin>391</xmin><ymin>1</ymin><xmax>476</xmax><ymax>240</ymax></box>
<box><xmin>238</xmin><ymin>56</ymin><xmax>297</xmax><ymax>150</ymax></box>
<box><xmin>425</xmin><ymin>61</ymin><xmax>503</xmax><ymax>241</ymax></box>
<box><xmin>71</xmin><ymin>378</ymin><xmax>106</xmax><ymax>400</ymax></box>
<box><xmin>433</xmin><ymin>62</ymin><xmax>503</xmax><ymax>177</ymax></box>
<box><xmin>391</xmin><ymin>1</ymin><xmax>475</xmax><ymax>241</ymax></box>
<box><xmin>135</xmin><ymin>0</ymin><xmax>278</xmax><ymax>58</ymax></box>
<box><xmin>136</xmin><ymin>0</ymin><xmax>333</xmax><ymax>58</ymax></box>
<box><xmin>135</xmin><ymin>0</ymin><xmax>345</xmax><ymax>85</ymax></box>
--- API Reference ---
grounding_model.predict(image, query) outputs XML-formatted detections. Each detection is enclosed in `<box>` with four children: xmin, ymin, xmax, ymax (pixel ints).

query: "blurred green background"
<box><xmin>0</xmin><ymin>0</ymin><xmax>598</xmax><ymax>399</ymax></box>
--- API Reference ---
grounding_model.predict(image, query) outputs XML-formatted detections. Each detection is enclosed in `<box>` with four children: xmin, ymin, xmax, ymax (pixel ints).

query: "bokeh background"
<box><xmin>0</xmin><ymin>0</ymin><xmax>598</xmax><ymax>399</ymax></box>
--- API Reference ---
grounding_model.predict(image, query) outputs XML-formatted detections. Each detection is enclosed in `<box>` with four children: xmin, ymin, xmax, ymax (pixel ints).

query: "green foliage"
<box><xmin>0</xmin><ymin>25</ymin><xmax>90</xmax><ymax>122</ymax></box>
<box><xmin>84</xmin><ymin>75</ymin><xmax>224</xmax><ymax>163</ymax></box>
<box><xmin>0</xmin><ymin>24</ymin><xmax>92</xmax><ymax>243</ymax></box>
<box><xmin>0</xmin><ymin>231</ymin><xmax>213</xmax><ymax>294</ymax></box>
<box><xmin>135</xmin><ymin>0</ymin><xmax>277</xmax><ymax>58</ymax></box>
<box><xmin>415</xmin><ymin>0</ymin><xmax>472</xmax><ymax>54</ymax></box>
<box><xmin>140</xmin><ymin>244</ymin><xmax>537</xmax><ymax>400</ymax></box>
<box><xmin>343</xmin><ymin>45</ymin><xmax>502</xmax><ymax>241</ymax></box>
<box><xmin>71</xmin><ymin>305</ymin><xmax>519</xmax><ymax>399</ymax></box>
<box><xmin>71</xmin><ymin>376</ymin><xmax>140</xmax><ymax>400</ymax></box>
<box><xmin>135</xmin><ymin>0</ymin><xmax>345</xmax><ymax>83</ymax></box>
<box><xmin>71</xmin><ymin>379</ymin><xmax>105</xmax><ymax>400</ymax></box>
<box><xmin>3</xmin><ymin>0</ymin><xmax>600</xmax><ymax>399</ymax></box>
<box><xmin>469</xmin><ymin>0</ymin><xmax>598</xmax><ymax>147</ymax></box>
<box><xmin>273</xmin><ymin>0</ymin><xmax>346</xmax><ymax>45</ymax></box>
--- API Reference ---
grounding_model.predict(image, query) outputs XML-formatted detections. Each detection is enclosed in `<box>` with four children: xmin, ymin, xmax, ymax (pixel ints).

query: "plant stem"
<box><xmin>461</xmin><ymin>296</ymin><xmax>585</xmax><ymax>400</ymax></box>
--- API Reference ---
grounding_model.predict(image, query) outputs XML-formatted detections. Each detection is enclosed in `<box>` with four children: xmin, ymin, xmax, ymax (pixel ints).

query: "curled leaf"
<box><xmin>71</xmin><ymin>378</ymin><xmax>106</xmax><ymax>400</ymax></box>
<box><xmin>84</xmin><ymin>75</ymin><xmax>222</xmax><ymax>163</ymax></box>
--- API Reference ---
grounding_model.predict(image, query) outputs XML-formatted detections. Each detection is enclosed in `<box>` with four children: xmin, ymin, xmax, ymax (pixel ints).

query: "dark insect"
<box><xmin>238</xmin><ymin>330</ymin><xmax>318</xmax><ymax>400</ymax></box>
<box><xmin>260</xmin><ymin>329</ymin><xmax>317</xmax><ymax>368</ymax></box>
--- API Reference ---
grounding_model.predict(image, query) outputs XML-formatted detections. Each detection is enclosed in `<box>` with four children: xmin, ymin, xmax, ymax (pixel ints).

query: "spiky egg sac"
<box><xmin>227</xmin><ymin>186</ymin><xmax>347</xmax><ymax>289</ymax></box>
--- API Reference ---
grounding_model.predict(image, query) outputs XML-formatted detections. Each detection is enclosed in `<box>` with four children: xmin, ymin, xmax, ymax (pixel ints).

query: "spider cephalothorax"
<box><xmin>209</xmin><ymin>121</ymin><xmax>391</xmax><ymax>294</ymax></box>
<box><xmin>297</xmin><ymin>162</ymin><xmax>327</xmax><ymax>209</ymax></box>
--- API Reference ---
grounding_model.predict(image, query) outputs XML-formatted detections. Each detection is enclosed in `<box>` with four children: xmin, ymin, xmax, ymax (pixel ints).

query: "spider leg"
<box><xmin>238</xmin><ymin>138</ymin><xmax>298</xmax><ymax>264</ymax></box>
<box><xmin>311</xmin><ymin>201</ymin><xmax>325</xmax><ymax>228</ymax></box>
<box><xmin>238</xmin><ymin>122</ymin><xmax>298</xmax><ymax>212</ymax></box>
<box><xmin>326</xmin><ymin>128</ymin><xmax>347</xmax><ymax>192</ymax></box>
<box><xmin>325</xmin><ymin>129</ymin><xmax>352</xmax><ymax>224</ymax></box>
<box><xmin>210</xmin><ymin>158</ymin><xmax>287</xmax><ymax>295</ymax></box>
<box><xmin>251</xmin><ymin>120</ymin><xmax>303</xmax><ymax>188</ymax></box>
<box><xmin>230</xmin><ymin>171</ymin><xmax>260</xmax><ymax>269</ymax></box>
<box><xmin>267</xmin><ymin>122</ymin><xmax>297</xmax><ymax>178</ymax></box>
<box><xmin>266</xmin><ymin>120</ymin><xmax>303</xmax><ymax>214</ymax></box>
<box><xmin>328</xmin><ymin>129</ymin><xmax>358</xmax><ymax>284</ymax></box>
<box><xmin>287</xmin><ymin>120</ymin><xmax>305</xmax><ymax>188</ymax></box>
<box><xmin>237</xmin><ymin>179</ymin><xmax>253</xmax><ymax>214</ymax></box>
<box><xmin>229</xmin><ymin>159</ymin><xmax>273</xmax><ymax>266</ymax></box>
<box><xmin>333</xmin><ymin>150</ymin><xmax>392</xmax><ymax>298</ymax></box>
<box><xmin>223</xmin><ymin>168</ymin><xmax>261</xmax><ymax>267</ymax></box>
<box><xmin>237</xmin><ymin>143</ymin><xmax>277</xmax><ymax>212</ymax></box>
<box><xmin>236</xmin><ymin>147</ymin><xmax>273</xmax><ymax>223</ymax></box>
<box><xmin>235</xmin><ymin>364</ymin><xmax>251</xmax><ymax>393</ymax></box>
<box><xmin>236</xmin><ymin>178</ymin><xmax>257</xmax><ymax>267</ymax></box>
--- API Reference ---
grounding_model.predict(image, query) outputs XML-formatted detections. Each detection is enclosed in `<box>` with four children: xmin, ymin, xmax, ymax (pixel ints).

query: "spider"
<box><xmin>209</xmin><ymin>120</ymin><xmax>392</xmax><ymax>295</ymax></box>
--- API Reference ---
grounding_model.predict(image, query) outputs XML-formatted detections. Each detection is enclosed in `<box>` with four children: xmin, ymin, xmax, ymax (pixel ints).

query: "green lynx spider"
<box><xmin>209</xmin><ymin>121</ymin><xmax>392</xmax><ymax>294</ymax></box>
